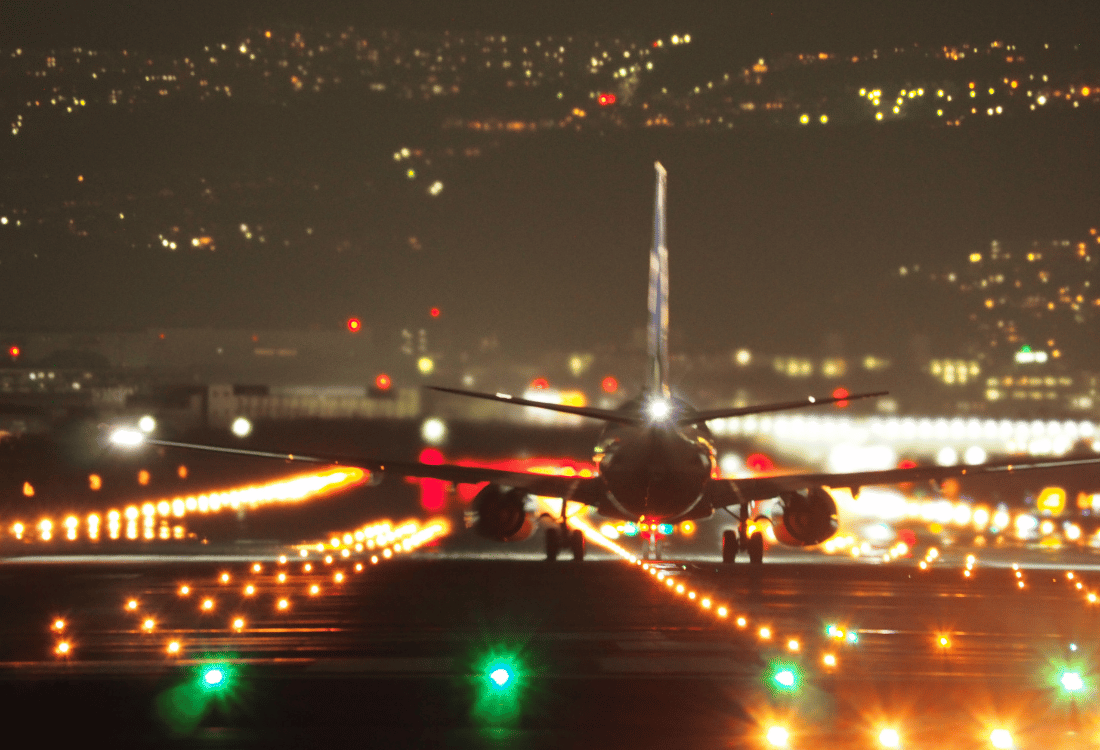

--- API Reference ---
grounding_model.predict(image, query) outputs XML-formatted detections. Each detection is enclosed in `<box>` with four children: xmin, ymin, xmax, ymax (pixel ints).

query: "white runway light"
<box><xmin>421</xmin><ymin>417</ymin><xmax>447</xmax><ymax>445</ymax></box>
<box><xmin>231</xmin><ymin>417</ymin><xmax>253</xmax><ymax>438</ymax></box>
<box><xmin>110</xmin><ymin>428</ymin><xmax>145</xmax><ymax>447</ymax></box>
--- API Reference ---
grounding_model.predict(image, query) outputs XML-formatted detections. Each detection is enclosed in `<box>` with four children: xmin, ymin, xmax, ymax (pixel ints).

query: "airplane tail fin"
<box><xmin>646</xmin><ymin>162</ymin><xmax>670</xmax><ymax>398</ymax></box>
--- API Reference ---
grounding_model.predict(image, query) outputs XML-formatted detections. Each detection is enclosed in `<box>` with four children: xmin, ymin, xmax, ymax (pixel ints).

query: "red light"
<box><xmin>598</xmin><ymin>93</ymin><xmax>616</xmax><ymax>106</ymax></box>
<box><xmin>898</xmin><ymin>459</ymin><xmax>917</xmax><ymax>470</ymax></box>
<box><xmin>746</xmin><ymin>453</ymin><xmax>774</xmax><ymax>473</ymax></box>
<box><xmin>375</xmin><ymin>373</ymin><xmax>392</xmax><ymax>391</ymax></box>
<box><xmin>7</xmin><ymin>345</ymin><xmax>18</xmax><ymax>359</ymax></box>
<box><xmin>601</xmin><ymin>376</ymin><xmax>619</xmax><ymax>394</ymax></box>
<box><xmin>429</xmin><ymin>307</ymin><xmax>440</xmax><ymax>318</ymax></box>
<box><xmin>832</xmin><ymin>387</ymin><xmax>849</xmax><ymax>408</ymax></box>
<box><xmin>418</xmin><ymin>448</ymin><xmax>445</xmax><ymax>511</ymax></box>
<box><xmin>347</xmin><ymin>317</ymin><xmax>362</xmax><ymax>333</ymax></box>
<box><xmin>530</xmin><ymin>378</ymin><xmax>549</xmax><ymax>391</ymax></box>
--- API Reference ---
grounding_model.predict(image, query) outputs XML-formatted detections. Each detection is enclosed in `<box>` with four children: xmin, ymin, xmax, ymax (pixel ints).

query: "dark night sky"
<box><xmin>6</xmin><ymin>1</ymin><xmax>1100</xmax><ymax>56</ymax></box>
<box><xmin>1</xmin><ymin>1</ymin><xmax>1098</xmax><ymax>362</ymax></box>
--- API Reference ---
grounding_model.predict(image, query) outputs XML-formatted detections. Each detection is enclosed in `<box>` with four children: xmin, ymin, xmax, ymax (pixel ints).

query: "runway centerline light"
<box><xmin>766</xmin><ymin>725</ymin><xmax>789</xmax><ymax>747</ymax></box>
<box><xmin>878</xmin><ymin>728</ymin><xmax>901</xmax><ymax>748</ymax></box>
<box><xmin>1060</xmin><ymin>670</ymin><xmax>1084</xmax><ymax>692</ymax></box>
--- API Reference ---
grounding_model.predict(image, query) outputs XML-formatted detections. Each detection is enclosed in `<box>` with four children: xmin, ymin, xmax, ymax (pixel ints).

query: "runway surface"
<box><xmin>2</xmin><ymin>539</ymin><xmax>1099</xmax><ymax>749</ymax></box>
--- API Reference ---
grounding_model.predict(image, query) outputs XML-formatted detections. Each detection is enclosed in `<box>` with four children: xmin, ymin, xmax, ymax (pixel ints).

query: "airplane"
<box><xmin>114</xmin><ymin>162</ymin><xmax>1100</xmax><ymax>564</ymax></box>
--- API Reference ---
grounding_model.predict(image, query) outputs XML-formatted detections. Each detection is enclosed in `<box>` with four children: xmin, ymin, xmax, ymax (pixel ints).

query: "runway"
<box><xmin>2</xmin><ymin>539</ymin><xmax>1098</xmax><ymax>748</ymax></box>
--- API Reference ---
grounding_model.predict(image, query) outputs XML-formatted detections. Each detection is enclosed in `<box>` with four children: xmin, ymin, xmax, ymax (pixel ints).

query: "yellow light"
<box><xmin>167</xmin><ymin>641</ymin><xmax>180</xmax><ymax>655</ymax></box>
<box><xmin>244</xmin><ymin>585</ymin><xmax>256</xmax><ymax>596</ymax></box>
<box><xmin>324</xmin><ymin>555</ymin><xmax>333</xmax><ymax>564</ymax></box>
<box><xmin>990</xmin><ymin>729</ymin><xmax>1014</xmax><ymax>749</ymax></box>
<box><xmin>716</xmin><ymin>606</ymin><xmax>728</xmax><ymax>617</ymax></box>
<box><xmin>823</xmin><ymin>653</ymin><xmax>837</xmax><ymax>667</ymax></box>
<box><xmin>309</xmin><ymin>584</ymin><xmax>320</xmax><ymax>596</ymax></box>
<box><xmin>1088</xmin><ymin>593</ymin><xmax>1097</xmax><ymax>603</ymax></box>
<box><xmin>687</xmin><ymin>591</ymin><xmax>696</xmax><ymax>600</ymax></box>
<box><xmin>371</xmin><ymin>556</ymin><xmax>379</xmax><ymax>564</ymax></box>
<box><xmin>277</xmin><ymin>573</ymin><xmax>287</xmax><ymax>583</ymax></box>
<box><xmin>126</xmin><ymin>599</ymin><xmax>139</xmax><ymax>611</ymax></box>
<box><xmin>56</xmin><ymin>641</ymin><xmax>71</xmax><ymax>656</ymax></box>
<box><xmin>736</xmin><ymin>617</ymin><xmax>747</xmax><ymax>628</ymax></box>
<box><xmin>766</xmin><ymin>725</ymin><xmax>789</xmax><ymax>747</ymax></box>
<box><xmin>279</xmin><ymin>555</ymin><xmax>287</xmax><ymax>564</ymax></box>
<box><xmin>232</xmin><ymin>617</ymin><xmax>245</xmax><ymax>631</ymax></box>
<box><xmin>787</xmin><ymin>639</ymin><xmax>800</xmax><ymax>652</ymax></box>
<box><xmin>759</xmin><ymin>627</ymin><xmax>772</xmax><ymax>640</ymax></box>
<box><xmin>201</xmin><ymin>598</ymin><xmax>214</xmax><ymax>611</ymax></box>
<box><xmin>142</xmin><ymin>618</ymin><xmax>155</xmax><ymax>632</ymax></box>
<box><xmin>277</xmin><ymin>598</ymin><xmax>289</xmax><ymax>610</ymax></box>
<box><xmin>334</xmin><ymin>572</ymin><xmax>345</xmax><ymax>583</ymax></box>
<box><xmin>354</xmin><ymin>563</ymin><xmax>363</xmax><ymax>572</ymax></box>
<box><xmin>52</xmin><ymin>619</ymin><xmax>65</xmax><ymax>631</ymax></box>
<box><xmin>665</xmin><ymin>578</ymin><xmax>674</xmax><ymax>588</ymax></box>
<box><xmin>252</xmin><ymin>563</ymin><xmax>262</xmax><ymax>574</ymax></box>
<box><xmin>220</xmin><ymin>572</ymin><xmax>230</xmax><ymax>584</ymax></box>
<box><xmin>303</xmin><ymin>563</ymin><xmax>312</xmax><ymax>573</ymax></box>
<box><xmin>878</xmin><ymin>728</ymin><xmax>901</xmax><ymax>749</ymax></box>
<box><xmin>675</xmin><ymin>584</ymin><xmax>684</xmax><ymax>594</ymax></box>
<box><xmin>939</xmin><ymin>636</ymin><xmax>951</xmax><ymax>648</ymax></box>
<box><xmin>383</xmin><ymin>549</ymin><xmax>392</xmax><ymax>559</ymax></box>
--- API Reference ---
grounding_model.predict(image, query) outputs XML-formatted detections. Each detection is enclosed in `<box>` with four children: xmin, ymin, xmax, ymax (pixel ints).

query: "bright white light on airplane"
<box><xmin>421</xmin><ymin>418</ymin><xmax>447</xmax><ymax>445</ymax></box>
<box><xmin>138</xmin><ymin>415</ymin><xmax>156</xmax><ymax>433</ymax></box>
<box><xmin>110</xmin><ymin>428</ymin><xmax>144</xmax><ymax>447</ymax></box>
<box><xmin>231</xmin><ymin>417</ymin><xmax>252</xmax><ymax>438</ymax></box>
<box><xmin>936</xmin><ymin>446</ymin><xmax>958</xmax><ymax>466</ymax></box>
<box><xmin>648</xmin><ymin>399</ymin><xmax>670</xmax><ymax>421</ymax></box>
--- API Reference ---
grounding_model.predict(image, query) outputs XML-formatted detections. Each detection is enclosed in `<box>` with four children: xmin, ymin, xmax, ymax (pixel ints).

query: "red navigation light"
<box><xmin>375</xmin><ymin>373</ymin><xmax>392</xmax><ymax>391</ymax></box>
<box><xmin>530</xmin><ymin>378</ymin><xmax>549</xmax><ymax>391</ymax></box>
<box><xmin>429</xmin><ymin>307</ymin><xmax>440</xmax><ymax>318</ymax></box>
<box><xmin>418</xmin><ymin>448</ymin><xmax>446</xmax><ymax>512</ymax></box>
<box><xmin>832</xmin><ymin>387</ymin><xmax>849</xmax><ymax>408</ymax></box>
<box><xmin>897</xmin><ymin>459</ymin><xmax>917</xmax><ymax>470</ymax></box>
<box><xmin>7</xmin><ymin>345</ymin><xmax>18</xmax><ymax>359</ymax></box>
<box><xmin>601</xmin><ymin>376</ymin><xmax>619</xmax><ymax>394</ymax></box>
<box><xmin>597</xmin><ymin>93</ymin><xmax>616</xmax><ymax>106</ymax></box>
<box><xmin>746</xmin><ymin>453</ymin><xmax>774</xmax><ymax>473</ymax></box>
<box><xmin>346</xmin><ymin>317</ymin><xmax>362</xmax><ymax>333</ymax></box>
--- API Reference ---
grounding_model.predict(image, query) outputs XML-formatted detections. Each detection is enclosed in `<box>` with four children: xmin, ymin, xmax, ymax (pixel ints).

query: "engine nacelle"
<box><xmin>770</xmin><ymin>486</ymin><xmax>838</xmax><ymax>547</ymax></box>
<box><xmin>473</xmin><ymin>484</ymin><xmax>534</xmax><ymax>542</ymax></box>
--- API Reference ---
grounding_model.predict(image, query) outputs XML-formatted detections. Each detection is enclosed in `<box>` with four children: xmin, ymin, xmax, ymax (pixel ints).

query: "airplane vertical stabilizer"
<box><xmin>646</xmin><ymin>162</ymin><xmax>670</xmax><ymax>398</ymax></box>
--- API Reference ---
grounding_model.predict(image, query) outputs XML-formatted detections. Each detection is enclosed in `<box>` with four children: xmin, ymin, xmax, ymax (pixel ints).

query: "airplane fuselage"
<box><xmin>593</xmin><ymin>396</ymin><xmax>717</xmax><ymax>522</ymax></box>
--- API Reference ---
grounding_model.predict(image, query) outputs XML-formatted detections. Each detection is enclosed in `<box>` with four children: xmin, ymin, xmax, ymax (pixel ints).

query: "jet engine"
<box><xmin>770</xmin><ymin>487</ymin><xmax>838</xmax><ymax>546</ymax></box>
<box><xmin>473</xmin><ymin>484</ymin><xmax>534</xmax><ymax>542</ymax></box>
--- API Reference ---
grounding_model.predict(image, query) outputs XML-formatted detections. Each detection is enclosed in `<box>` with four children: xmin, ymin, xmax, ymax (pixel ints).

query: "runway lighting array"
<box><xmin>53</xmin><ymin>516</ymin><xmax>454</xmax><ymax>661</ymax></box>
<box><xmin>2</xmin><ymin>466</ymin><xmax>366</xmax><ymax>545</ymax></box>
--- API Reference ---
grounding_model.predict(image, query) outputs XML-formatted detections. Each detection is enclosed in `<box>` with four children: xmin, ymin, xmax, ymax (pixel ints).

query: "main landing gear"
<box><xmin>722</xmin><ymin>503</ymin><xmax>764</xmax><ymax>565</ymax></box>
<box><xmin>546</xmin><ymin>498</ymin><xmax>585</xmax><ymax>562</ymax></box>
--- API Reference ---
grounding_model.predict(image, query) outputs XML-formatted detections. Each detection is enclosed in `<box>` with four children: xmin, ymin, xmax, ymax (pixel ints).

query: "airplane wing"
<box><xmin>141</xmin><ymin>438</ymin><xmax>608</xmax><ymax>505</ymax></box>
<box><xmin>426</xmin><ymin>386</ymin><xmax>636</xmax><ymax>424</ymax></box>
<box><xmin>677</xmin><ymin>390</ymin><xmax>888</xmax><ymax>425</ymax></box>
<box><xmin>722</xmin><ymin>455</ymin><xmax>1100</xmax><ymax>503</ymax></box>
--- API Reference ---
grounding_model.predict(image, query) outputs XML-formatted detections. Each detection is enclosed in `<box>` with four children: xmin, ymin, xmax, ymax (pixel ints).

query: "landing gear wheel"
<box><xmin>569</xmin><ymin>528</ymin><xmax>585</xmax><ymax>561</ymax></box>
<box><xmin>746</xmin><ymin>532</ymin><xmax>764</xmax><ymax>565</ymax></box>
<box><xmin>545</xmin><ymin>528</ymin><xmax>560</xmax><ymax>561</ymax></box>
<box><xmin>722</xmin><ymin>530</ymin><xmax>739</xmax><ymax>564</ymax></box>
